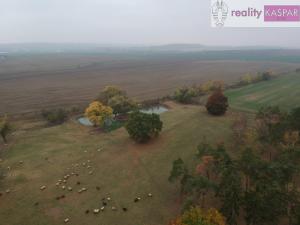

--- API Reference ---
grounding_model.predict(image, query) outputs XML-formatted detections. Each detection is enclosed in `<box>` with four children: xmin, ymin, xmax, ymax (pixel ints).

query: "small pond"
<box><xmin>140</xmin><ymin>105</ymin><xmax>169</xmax><ymax>114</ymax></box>
<box><xmin>78</xmin><ymin>117</ymin><xmax>93</xmax><ymax>126</ymax></box>
<box><xmin>78</xmin><ymin>106</ymin><xmax>169</xmax><ymax>126</ymax></box>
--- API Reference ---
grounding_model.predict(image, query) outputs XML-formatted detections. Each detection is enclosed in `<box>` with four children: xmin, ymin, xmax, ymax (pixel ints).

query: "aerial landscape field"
<box><xmin>1</xmin><ymin>1</ymin><xmax>300</xmax><ymax>225</ymax></box>
<box><xmin>1</xmin><ymin>49</ymin><xmax>300</xmax><ymax>115</ymax></box>
<box><xmin>1</xmin><ymin>47</ymin><xmax>300</xmax><ymax>225</ymax></box>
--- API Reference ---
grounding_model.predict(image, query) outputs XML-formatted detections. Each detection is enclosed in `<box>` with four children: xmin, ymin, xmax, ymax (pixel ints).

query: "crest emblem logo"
<box><xmin>212</xmin><ymin>0</ymin><xmax>229</xmax><ymax>27</ymax></box>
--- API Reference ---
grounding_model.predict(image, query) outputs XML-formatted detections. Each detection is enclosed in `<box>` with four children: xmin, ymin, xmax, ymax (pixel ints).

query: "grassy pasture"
<box><xmin>0</xmin><ymin>102</ymin><xmax>236</xmax><ymax>225</ymax></box>
<box><xmin>226</xmin><ymin>72</ymin><xmax>300</xmax><ymax>112</ymax></box>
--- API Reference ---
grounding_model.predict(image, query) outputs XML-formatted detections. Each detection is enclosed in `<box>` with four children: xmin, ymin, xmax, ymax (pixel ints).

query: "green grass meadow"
<box><xmin>226</xmin><ymin>72</ymin><xmax>300</xmax><ymax>112</ymax></box>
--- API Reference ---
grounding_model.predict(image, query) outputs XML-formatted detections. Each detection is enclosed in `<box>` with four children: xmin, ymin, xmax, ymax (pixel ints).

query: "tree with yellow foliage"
<box><xmin>84</xmin><ymin>101</ymin><xmax>113</xmax><ymax>127</ymax></box>
<box><xmin>169</xmin><ymin>207</ymin><xmax>226</xmax><ymax>225</ymax></box>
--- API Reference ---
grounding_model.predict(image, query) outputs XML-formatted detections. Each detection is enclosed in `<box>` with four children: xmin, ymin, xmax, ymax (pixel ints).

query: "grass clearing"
<box><xmin>225</xmin><ymin>72</ymin><xmax>300</xmax><ymax>112</ymax></box>
<box><xmin>0</xmin><ymin>102</ymin><xmax>236</xmax><ymax>225</ymax></box>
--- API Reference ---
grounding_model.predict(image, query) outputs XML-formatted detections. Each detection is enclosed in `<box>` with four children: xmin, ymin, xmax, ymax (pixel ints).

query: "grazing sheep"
<box><xmin>93</xmin><ymin>209</ymin><xmax>100</xmax><ymax>214</ymax></box>
<box><xmin>40</xmin><ymin>186</ymin><xmax>46</xmax><ymax>191</ymax></box>
<box><xmin>64</xmin><ymin>218</ymin><xmax>69</xmax><ymax>223</ymax></box>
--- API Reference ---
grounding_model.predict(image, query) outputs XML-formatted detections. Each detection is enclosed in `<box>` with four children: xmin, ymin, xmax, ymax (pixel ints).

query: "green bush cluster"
<box><xmin>41</xmin><ymin>108</ymin><xmax>68</xmax><ymax>125</ymax></box>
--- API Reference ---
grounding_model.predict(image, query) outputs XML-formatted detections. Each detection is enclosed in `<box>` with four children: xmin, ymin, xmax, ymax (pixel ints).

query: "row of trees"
<box><xmin>173</xmin><ymin>71</ymin><xmax>272</xmax><ymax>106</ymax></box>
<box><xmin>173</xmin><ymin>80</ymin><xmax>225</xmax><ymax>104</ymax></box>
<box><xmin>237</xmin><ymin>71</ymin><xmax>273</xmax><ymax>86</ymax></box>
<box><xmin>174</xmin><ymin>85</ymin><xmax>229</xmax><ymax>116</ymax></box>
<box><xmin>169</xmin><ymin>106</ymin><xmax>300</xmax><ymax>225</ymax></box>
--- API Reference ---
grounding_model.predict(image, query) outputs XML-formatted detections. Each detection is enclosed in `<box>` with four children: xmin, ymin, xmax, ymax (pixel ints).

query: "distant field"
<box><xmin>226</xmin><ymin>72</ymin><xmax>300</xmax><ymax>112</ymax></box>
<box><xmin>0</xmin><ymin>102</ymin><xmax>237</xmax><ymax>225</ymax></box>
<box><xmin>1</xmin><ymin>51</ymin><xmax>300</xmax><ymax>114</ymax></box>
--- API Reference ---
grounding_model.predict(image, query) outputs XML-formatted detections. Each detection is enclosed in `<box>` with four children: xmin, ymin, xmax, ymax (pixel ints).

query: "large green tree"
<box><xmin>125</xmin><ymin>111</ymin><xmax>163</xmax><ymax>143</ymax></box>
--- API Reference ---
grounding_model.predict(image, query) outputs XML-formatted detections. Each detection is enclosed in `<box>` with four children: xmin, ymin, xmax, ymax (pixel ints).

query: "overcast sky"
<box><xmin>0</xmin><ymin>0</ymin><xmax>299</xmax><ymax>47</ymax></box>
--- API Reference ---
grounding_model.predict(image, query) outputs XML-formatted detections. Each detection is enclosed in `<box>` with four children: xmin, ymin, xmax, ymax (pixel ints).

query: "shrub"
<box><xmin>98</xmin><ymin>86</ymin><xmax>135</xmax><ymax>115</ymax></box>
<box><xmin>125</xmin><ymin>111</ymin><xmax>163</xmax><ymax>143</ymax></box>
<box><xmin>108</xmin><ymin>95</ymin><xmax>136</xmax><ymax>115</ymax></box>
<box><xmin>200</xmin><ymin>80</ymin><xmax>225</xmax><ymax>93</ymax></box>
<box><xmin>98</xmin><ymin>86</ymin><xmax>126</xmax><ymax>105</ymax></box>
<box><xmin>206</xmin><ymin>90</ymin><xmax>228</xmax><ymax>116</ymax></box>
<box><xmin>261</xmin><ymin>71</ymin><xmax>272</xmax><ymax>81</ymax></box>
<box><xmin>42</xmin><ymin>108</ymin><xmax>68</xmax><ymax>125</ymax></box>
<box><xmin>174</xmin><ymin>87</ymin><xmax>197</xmax><ymax>104</ymax></box>
<box><xmin>0</xmin><ymin>115</ymin><xmax>12</xmax><ymax>143</ymax></box>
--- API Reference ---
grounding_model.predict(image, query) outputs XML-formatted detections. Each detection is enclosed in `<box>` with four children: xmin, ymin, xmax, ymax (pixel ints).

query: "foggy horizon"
<box><xmin>1</xmin><ymin>0</ymin><xmax>300</xmax><ymax>47</ymax></box>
